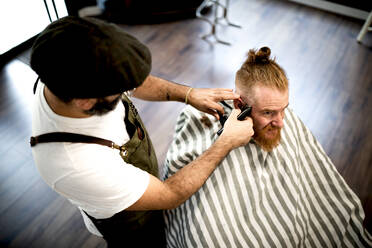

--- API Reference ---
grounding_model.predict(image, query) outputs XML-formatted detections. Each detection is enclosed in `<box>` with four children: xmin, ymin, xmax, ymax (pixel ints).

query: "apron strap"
<box><xmin>33</xmin><ymin>77</ymin><xmax>40</xmax><ymax>94</ymax></box>
<box><xmin>30</xmin><ymin>132</ymin><xmax>120</xmax><ymax>150</ymax></box>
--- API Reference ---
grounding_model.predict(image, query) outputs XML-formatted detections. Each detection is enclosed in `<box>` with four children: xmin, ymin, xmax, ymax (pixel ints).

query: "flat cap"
<box><xmin>30</xmin><ymin>16</ymin><xmax>151</xmax><ymax>99</ymax></box>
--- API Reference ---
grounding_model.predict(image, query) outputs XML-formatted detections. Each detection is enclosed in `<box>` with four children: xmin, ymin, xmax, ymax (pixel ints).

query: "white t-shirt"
<box><xmin>31</xmin><ymin>83</ymin><xmax>150</xmax><ymax>236</ymax></box>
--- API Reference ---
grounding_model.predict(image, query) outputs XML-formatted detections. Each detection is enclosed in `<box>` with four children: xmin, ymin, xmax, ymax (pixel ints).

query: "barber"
<box><xmin>30</xmin><ymin>16</ymin><xmax>254</xmax><ymax>247</ymax></box>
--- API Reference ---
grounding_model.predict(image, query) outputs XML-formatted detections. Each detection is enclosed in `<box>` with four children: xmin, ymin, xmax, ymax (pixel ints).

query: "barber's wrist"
<box><xmin>185</xmin><ymin>87</ymin><xmax>193</xmax><ymax>105</ymax></box>
<box><xmin>214</xmin><ymin>136</ymin><xmax>235</xmax><ymax>152</ymax></box>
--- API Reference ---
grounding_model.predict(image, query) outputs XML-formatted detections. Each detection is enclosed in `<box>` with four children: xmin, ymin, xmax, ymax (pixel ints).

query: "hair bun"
<box><xmin>246</xmin><ymin>46</ymin><xmax>271</xmax><ymax>64</ymax></box>
<box><xmin>256</xmin><ymin>47</ymin><xmax>271</xmax><ymax>64</ymax></box>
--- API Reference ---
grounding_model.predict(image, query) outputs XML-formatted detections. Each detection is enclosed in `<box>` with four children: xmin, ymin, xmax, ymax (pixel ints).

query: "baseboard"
<box><xmin>288</xmin><ymin>0</ymin><xmax>369</xmax><ymax>20</ymax></box>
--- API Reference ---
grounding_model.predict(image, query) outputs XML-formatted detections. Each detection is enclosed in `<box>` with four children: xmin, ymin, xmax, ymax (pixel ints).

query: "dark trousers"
<box><xmin>87</xmin><ymin>210</ymin><xmax>166</xmax><ymax>248</ymax></box>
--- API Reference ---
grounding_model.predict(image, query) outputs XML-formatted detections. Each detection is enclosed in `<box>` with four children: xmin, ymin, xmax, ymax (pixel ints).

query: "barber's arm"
<box><xmin>132</xmin><ymin>75</ymin><xmax>239</xmax><ymax>119</ymax></box>
<box><xmin>126</xmin><ymin>109</ymin><xmax>254</xmax><ymax>210</ymax></box>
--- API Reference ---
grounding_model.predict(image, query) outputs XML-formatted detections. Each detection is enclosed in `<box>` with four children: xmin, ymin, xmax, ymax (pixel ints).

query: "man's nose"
<box><xmin>272</xmin><ymin>114</ymin><xmax>284</xmax><ymax>128</ymax></box>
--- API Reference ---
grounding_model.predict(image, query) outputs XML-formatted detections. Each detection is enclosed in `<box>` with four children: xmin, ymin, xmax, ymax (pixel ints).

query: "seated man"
<box><xmin>162</xmin><ymin>47</ymin><xmax>372</xmax><ymax>247</ymax></box>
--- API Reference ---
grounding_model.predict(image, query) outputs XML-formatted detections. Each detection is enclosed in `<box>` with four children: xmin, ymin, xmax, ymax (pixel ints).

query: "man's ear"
<box><xmin>233</xmin><ymin>98</ymin><xmax>244</xmax><ymax>109</ymax></box>
<box><xmin>73</xmin><ymin>98</ymin><xmax>97</xmax><ymax>111</ymax></box>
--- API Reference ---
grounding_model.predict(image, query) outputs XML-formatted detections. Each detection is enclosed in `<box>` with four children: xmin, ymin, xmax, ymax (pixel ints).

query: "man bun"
<box><xmin>246</xmin><ymin>46</ymin><xmax>271</xmax><ymax>64</ymax></box>
<box><xmin>236</xmin><ymin>46</ymin><xmax>288</xmax><ymax>94</ymax></box>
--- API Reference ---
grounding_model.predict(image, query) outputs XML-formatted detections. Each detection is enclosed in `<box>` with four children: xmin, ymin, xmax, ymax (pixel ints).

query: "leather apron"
<box><xmin>85</xmin><ymin>94</ymin><xmax>165</xmax><ymax>246</ymax></box>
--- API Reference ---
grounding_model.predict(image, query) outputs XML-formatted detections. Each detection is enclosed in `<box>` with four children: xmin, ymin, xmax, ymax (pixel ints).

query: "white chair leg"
<box><xmin>357</xmin><ymin>10</ymin><xmax>372</xmax><ymax>42</ymax></box>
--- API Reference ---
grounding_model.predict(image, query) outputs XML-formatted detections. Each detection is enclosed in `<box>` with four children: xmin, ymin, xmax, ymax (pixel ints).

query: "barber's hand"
<box><xmin>187</xmin><ymin>88</ymin><xmax>240</xmax><ymax>119</ymax></box>
<box><xmin>219</xmin><ymin>109</ymin><xmax>254</xmax><ymax>149</ymax></box>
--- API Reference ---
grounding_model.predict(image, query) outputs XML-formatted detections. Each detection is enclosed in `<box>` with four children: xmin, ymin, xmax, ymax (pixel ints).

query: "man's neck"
<box><xmin>43</xmin><ymin>87</ymin><xmax>91</xmax><ymax>118</ymax></box>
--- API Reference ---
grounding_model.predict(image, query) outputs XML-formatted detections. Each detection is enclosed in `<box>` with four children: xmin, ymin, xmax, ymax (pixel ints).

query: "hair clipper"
<box><xmin>217</xmin><ymin>105</ymin><xmax>252</xmax><ymax>136</ymax></box>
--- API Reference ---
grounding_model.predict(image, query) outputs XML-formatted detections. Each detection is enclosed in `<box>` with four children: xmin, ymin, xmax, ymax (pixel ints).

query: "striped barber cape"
<box><xmin>162</xmin><ymin>103</ymin><xmax>372</xmax><ymax>248</ymax></box>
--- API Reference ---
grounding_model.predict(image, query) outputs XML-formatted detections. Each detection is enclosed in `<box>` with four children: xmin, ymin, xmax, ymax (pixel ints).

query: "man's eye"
<box><xmin>264</xmin><ymin>111</ymin><xmax>272</xmax><ymax>115</ymax></box>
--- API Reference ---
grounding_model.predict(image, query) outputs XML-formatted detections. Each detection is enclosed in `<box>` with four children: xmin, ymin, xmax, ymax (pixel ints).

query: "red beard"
<box><xmin>253</xmin><ymin>123</ymin><xmax>281</xmax><ymax>152</ymax></box>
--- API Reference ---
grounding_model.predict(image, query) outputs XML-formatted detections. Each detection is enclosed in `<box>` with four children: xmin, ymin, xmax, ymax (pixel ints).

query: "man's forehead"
<box><xmin>238</xmin><ymin>84</ymin><xmax>288</xmax><ymax>110</ymax></box>
<box><xmin>253</xmin><ymin>85</ymin><xmax>288</xmax><ymax>110</ymax></box>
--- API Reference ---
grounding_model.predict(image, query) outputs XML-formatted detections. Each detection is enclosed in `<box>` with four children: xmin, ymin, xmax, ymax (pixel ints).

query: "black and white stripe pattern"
<box><xmin>162</xmin><ymin>104</ymin><xmax>372</xmax><ymax>248</ymax></box>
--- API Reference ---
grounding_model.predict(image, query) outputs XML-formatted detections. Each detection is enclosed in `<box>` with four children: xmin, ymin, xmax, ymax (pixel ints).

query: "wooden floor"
<box><xmin>1</xmin><ymin>0</ymin><xmax>371</xmax><ymax>247</ymax></box>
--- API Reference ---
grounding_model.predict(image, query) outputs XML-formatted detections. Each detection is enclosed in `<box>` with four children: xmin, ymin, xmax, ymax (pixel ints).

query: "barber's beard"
<box><xmin>253</xmin><ymin>123</ymin><xmax>281</xmax><ymax>152</ymax></box>
<box><xmin>84</xmin><ymin>96</ymin><xmax>121</xmax><ymax>116</ymax></box>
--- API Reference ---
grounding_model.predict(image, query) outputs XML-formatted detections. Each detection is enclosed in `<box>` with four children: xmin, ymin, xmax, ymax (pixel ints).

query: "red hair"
<box><xmin>236</xmin><ymin>47</ymin><xmax>288</xmax><ymax>101</ymax></box>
